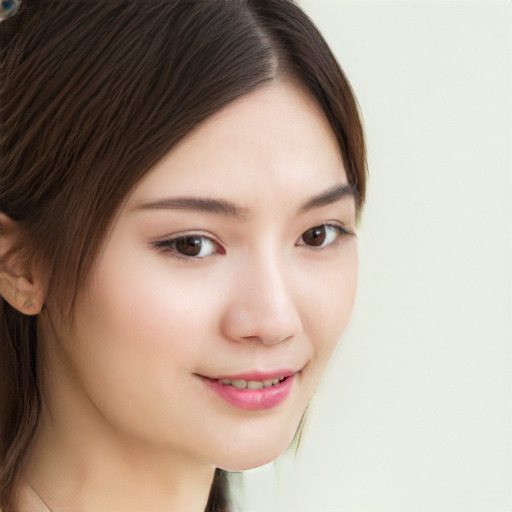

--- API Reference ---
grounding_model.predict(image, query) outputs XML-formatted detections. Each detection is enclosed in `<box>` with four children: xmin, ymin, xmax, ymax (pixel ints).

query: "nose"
<box><xmin>220</xmin><ymin>253</ymin><xmax>303</xmax><ymax>346</ymax></box>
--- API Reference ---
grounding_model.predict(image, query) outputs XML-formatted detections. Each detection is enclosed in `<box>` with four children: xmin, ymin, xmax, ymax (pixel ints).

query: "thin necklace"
<box><xmin>28</xmin><ymin>485</ymin><xmax>54</xmax><ymax>512</ymax></box>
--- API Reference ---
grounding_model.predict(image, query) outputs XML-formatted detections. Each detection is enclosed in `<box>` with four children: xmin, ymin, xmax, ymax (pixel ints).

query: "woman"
<box><xmin>0</xmin><ymin>0</ymin><xmax>366</xmax><ymax>510</ymax></box>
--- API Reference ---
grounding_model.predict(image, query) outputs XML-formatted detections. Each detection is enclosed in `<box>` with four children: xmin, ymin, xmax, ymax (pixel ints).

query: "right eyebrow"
<box><xmin>134</xmin><ymin>196</ymin><xmax>250</xmax><ymax>220</ymax></box>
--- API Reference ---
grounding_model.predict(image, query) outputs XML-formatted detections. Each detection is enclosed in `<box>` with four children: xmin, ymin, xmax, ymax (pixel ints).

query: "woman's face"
<box><xmin>50</xmin><ymin>81</ymin><xmax>358</xmax><ymax>471</ymax></box>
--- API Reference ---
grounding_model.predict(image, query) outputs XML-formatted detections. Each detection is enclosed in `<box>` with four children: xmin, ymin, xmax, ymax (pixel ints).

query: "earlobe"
<box><xmin>0</xmin><ymin>213</ymin><xmax>46</xmax><ymax>315</ymax></box>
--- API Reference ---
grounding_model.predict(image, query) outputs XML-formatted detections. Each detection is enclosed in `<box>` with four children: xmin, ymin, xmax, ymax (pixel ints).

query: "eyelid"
<box><xmin>296</xmin><ymin>222</ymin><xmax>355</xmax><ymax>249</ymax></box>
<box><xmin>152</xmin><ymin>229</ymin><xmax>221</xmax><ymax>242</ymax></box>
<box><xmin>331</xmin><ymin>221</ymin><xmax>356</xmax><ymax>237</ymax></box>
<box><xmin>151</xmin><ymin>231</ymin><xmax>224</xmax><ymax>260</ymax></box>
<box><xmin>329</xmin><ymin>221</ymin><xmax>355</xmax><ymax>235</ymax></box>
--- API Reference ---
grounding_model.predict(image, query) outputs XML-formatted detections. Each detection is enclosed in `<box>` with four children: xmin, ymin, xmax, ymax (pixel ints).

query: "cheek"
<box><xmin>300</xmin><ymin>242</ymin><xmax>358</xmax><ymax>362</ymax></box>
<box><xmin>68</xmin><ymin>242</ymin><xmax>224</xmax><ymax>437</ymax></box>
<box><xmin>79</xmin><ymin>231</ymin><xmax>225</xmax><ymax>356</ymax></box>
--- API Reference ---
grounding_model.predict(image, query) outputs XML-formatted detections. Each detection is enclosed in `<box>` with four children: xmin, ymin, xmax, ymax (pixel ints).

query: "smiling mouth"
<box><xmin>199</xmin><ymin>373</ymin><xmax>296</xmax><ymax>410</ymax></box>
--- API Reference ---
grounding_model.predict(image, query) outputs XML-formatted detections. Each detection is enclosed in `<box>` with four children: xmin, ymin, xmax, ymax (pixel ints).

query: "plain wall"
<box><xmin>242</xmin><ymin>1</ymin><xmax>512</xmax><ymax>511</ymax></box>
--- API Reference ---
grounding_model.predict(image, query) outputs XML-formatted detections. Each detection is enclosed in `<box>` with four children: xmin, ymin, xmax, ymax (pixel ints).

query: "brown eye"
<box><xmin>301</xmin><ymin>225</ymin><xmax>327</xmax><ymax>246</ymax></box>
<box><xmin>175</xmin><ymin>236</ymin><xmax>204</xmax><ymax>256</ymax></box>
<box><xmin>153</xmin><ymin>234</ymin><xmax>221</xmax><ymax>259</ymax></box>
<box><xmin>298</xmin><ymin>224</ymin><xmax>349</xmax><ymax>249</ymax></box>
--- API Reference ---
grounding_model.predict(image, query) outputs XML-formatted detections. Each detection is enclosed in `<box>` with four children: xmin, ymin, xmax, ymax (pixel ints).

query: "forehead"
<box><xmin>129</xmin><ymin>81</ymin><xmax>347</xmax><ymax>209</ymax></box>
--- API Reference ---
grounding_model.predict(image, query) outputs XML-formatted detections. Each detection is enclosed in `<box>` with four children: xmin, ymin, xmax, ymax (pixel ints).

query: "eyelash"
<box><xmin>152</xmin><ymin>232</ymin><xmax>224</xmax><ymax>261</ymax></box>
<box><xmin>295</xmin><ymin>224</ymin><xmax>352</xmax><ymax>250</ymax></box>
<box><xmin>151</xmin><ymin>223</ymin><xmax>353</xmax><ymax>261</ymax></box>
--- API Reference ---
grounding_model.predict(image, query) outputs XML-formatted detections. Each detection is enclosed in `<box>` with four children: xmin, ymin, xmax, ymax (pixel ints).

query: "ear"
<box><xmin>0</xmin><ymin>213</ymin><xmax>46</xmax><ymax>315</ymax></box>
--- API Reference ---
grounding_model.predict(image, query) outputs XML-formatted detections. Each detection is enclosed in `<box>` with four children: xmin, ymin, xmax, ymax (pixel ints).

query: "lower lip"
<box><xmin>203</xmin><ymin>376</ymin><xmax>294</xmax><ymax>411</ymax></box>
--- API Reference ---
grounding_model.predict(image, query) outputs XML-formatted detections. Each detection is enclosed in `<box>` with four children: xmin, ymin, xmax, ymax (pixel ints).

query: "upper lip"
<box><xmin>200</xmin><ymin>368</ymin><xmax>301</xmax><ymax>382</ymax></box>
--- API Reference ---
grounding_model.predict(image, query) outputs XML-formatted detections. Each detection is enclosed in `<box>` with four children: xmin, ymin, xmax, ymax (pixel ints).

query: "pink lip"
<box><xmin>201</xmin><ymin>370</ymin><xmax>297</xmax><ymax>411</ymax></box>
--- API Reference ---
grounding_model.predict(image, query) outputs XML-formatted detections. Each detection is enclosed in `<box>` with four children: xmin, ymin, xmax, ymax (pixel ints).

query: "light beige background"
<box><xmin>242</xmin><ymin>1</ymin><xmax>512</xmax><ymax>511</ymax></box>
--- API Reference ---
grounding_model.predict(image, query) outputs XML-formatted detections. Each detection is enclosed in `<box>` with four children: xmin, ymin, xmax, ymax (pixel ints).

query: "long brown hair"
<box><xmin>0</xmin><ymin>1</ymin><xmax>366</xmax><ymax>510</ymax></box>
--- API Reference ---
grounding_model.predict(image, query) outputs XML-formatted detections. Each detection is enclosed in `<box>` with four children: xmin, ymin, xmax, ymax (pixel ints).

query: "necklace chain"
<box><xmin>28</xmin><ymin>485</ymin><xmax>54</xmax><ymax>512</ymax></box>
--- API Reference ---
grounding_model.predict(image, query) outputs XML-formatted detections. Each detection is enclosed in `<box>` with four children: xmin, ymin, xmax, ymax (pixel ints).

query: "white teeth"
<box><xmin>219</xmin><ymin>377</ymin><xmax>285</xmax><ymax>389</ymax></box>
<box><xmin>231</xmin><ymin>379</ymin><xmax>247</xmax><ymax>389</ymax></box>
<box><xmin>247</xmin><ymin>380</ymin><xmax>264</xmax><ymax>390</ymax></box>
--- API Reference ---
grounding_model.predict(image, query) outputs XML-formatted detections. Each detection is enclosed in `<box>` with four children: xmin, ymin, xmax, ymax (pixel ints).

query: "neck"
<box><xmin>18</xmin><ymin>409</ymin><xmax>216</xmax><ymax>512</ymax></box>
<box><xmin>18</xmin><ymin>407</ymin><xmax>216</xmax><ymax>512</ymax></box>
<box><xmin>17</xmin><ymin>325</ymin><xmax>216</xmax><ymax>512</ymax></box>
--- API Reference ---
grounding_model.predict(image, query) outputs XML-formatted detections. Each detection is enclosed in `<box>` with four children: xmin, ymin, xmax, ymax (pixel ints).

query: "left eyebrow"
<box><xmin>298</xmin><ymin>182</ymin><xmax>356</xmax><ymax>212</ymax></box>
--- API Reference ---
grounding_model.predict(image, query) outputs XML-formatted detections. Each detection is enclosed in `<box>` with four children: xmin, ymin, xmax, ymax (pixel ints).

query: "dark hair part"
<box><xmin>0</xmin><ymin>1</ymin><xmax>366</xmax><ymax>510</ymax></box>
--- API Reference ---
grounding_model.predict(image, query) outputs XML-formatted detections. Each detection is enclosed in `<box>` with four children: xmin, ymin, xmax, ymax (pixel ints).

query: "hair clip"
<box><xmin>0</xmin><ymin>0</ymin><xmax>22</xmax><ymax>22</ymax></box>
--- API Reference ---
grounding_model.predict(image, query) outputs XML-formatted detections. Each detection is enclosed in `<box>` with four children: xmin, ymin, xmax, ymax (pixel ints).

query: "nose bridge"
<box><xmin>222</xmin><ymin>244</ymin><xmax>303</xmax><ymax>345</ymax></box>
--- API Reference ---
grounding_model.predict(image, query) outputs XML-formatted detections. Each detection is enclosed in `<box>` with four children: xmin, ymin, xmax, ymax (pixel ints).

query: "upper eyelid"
<box><xmin>312</xmin><ymin>221</ymin><xmax>355</xmax><ymax>236</ymax></box>
<box><xmin>296</xmin><ymin>223</ymin><xmax>351</xmax><ymax>245</ymax></box>
<box><xmin>151</xmin><ymin>233</ymin><xmax>222</xmax><ymax>261</ymax></box>
<box><xmin>151</xmin><ymin>230</ymin><xmax>221</xmax><ymax>244</ymax></box>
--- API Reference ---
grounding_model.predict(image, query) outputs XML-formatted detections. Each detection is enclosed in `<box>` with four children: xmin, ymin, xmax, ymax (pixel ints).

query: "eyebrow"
<box><xmin>136</xmin><ymin>196</ymin><xmax>248</xmax><ymax>219</ymax></box>
<box><xmin>298</xmin><ymin>182</ymin><xmax>356</xmax><ymax>212</ymax></box>
<box><xmin>135</xmin><ymin>182</ymin><xmax>355</xmax><ymax>219</ymax></box>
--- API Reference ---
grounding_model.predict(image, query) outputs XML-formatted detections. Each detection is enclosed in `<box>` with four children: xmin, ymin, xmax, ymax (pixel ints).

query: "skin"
<box><xmin>16</xmin><ymin>80</ymin><xmax>358</xmax><ymax>512</ymax></box>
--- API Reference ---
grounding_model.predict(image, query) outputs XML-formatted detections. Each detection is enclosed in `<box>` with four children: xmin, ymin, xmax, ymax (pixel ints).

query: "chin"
<box><xmin>218</xmin><ymin>452</ymin><xmax>283</xmax><ymax>472</ymax></box>
<box><xmin>211</xmin><ymin>417</ymin><xmax>302</xmax><ymax>472</ymax></box>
